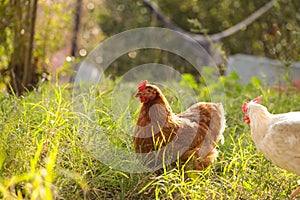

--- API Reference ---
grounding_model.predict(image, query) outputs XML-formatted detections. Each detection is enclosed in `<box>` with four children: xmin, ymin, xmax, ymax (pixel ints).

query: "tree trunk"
<box><xmin>7</xmin><ymin>0</ymin><xmax>39</xmax><ymax>96</ymax></box>
<box><xmin>71</xmin><ymin>0</ymin><xmax>82</xmax><ymax>57</ymax></box>
<box><xmin>23</xmin><ymin>0</ymin><xmax>38</xmax><ymax>89</ymax></box>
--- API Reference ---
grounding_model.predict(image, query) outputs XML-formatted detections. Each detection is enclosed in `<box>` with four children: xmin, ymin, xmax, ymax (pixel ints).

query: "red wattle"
<box><xmin>242</xmin><ymin>116</ymin><xmax>251</xmax><ymax>125</ymax></box>
<box><xmin>140</xmin><ymin>97</ymin><xmax>148</xmax><ymax>103</ymax></box>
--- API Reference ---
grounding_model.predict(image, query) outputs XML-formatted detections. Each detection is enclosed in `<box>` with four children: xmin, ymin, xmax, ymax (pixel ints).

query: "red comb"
<box><xmin>252</xmin><ymin>95</ymin><xmax>262</xmax><ymax>103</ymax></box>
<box><xmin>138</xmin><ymin>80</ymin><xmax>148</xmax><ymax>91</ymax></box>
<box><xmin>242</xmin><ymin>95</ymin><xmax>263</xmax><ymax>113</ymax></box>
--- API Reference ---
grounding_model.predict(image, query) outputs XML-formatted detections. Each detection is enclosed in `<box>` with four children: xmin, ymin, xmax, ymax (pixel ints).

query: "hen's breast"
<box><xmin>258</xmin><ymin>114</ymin><xmax>300</xmax><ymax>176</ymax></box>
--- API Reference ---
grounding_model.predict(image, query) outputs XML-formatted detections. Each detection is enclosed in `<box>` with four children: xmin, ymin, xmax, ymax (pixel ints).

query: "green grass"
<box><xmin>0</xmin><ymin>74</ymin><xmax>299</xmax><ymax>199</ymax></box>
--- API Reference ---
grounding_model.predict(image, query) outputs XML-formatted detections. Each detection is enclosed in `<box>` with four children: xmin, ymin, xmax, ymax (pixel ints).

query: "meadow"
<box><xmin>0</xmin><ymin>72</ymin><xmax>299</xmax><ymax>200</ymax></box>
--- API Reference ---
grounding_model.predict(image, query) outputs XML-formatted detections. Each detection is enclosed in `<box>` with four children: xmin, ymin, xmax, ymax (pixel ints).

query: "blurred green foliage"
<box><xmin>98</xmin><ymin>0</ymin><xmax>300</xmax><ymax>77</ymax></box>
<box><xmin>0</xmin><ymin>0</ymin><xmax>299</xmax><ymax>90</ymax></box>
<box><xmin>34</xmin><ymin>1</ymin><xmax>73</xmax><ymax>64</ymax></box>
<box><xmin>0</xmin><ymin>0</ymin><xmax>73</xmax><ymax>93</ymax></box>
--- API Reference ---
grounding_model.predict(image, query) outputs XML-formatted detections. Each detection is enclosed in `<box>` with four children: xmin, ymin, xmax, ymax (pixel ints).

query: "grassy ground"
<box><xmin>0</xmin><ymin>73</ymin><xmax>299</xmax><ymax>199</ymax></box>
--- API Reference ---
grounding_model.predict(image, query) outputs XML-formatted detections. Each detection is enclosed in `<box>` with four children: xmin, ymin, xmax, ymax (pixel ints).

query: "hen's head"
<box><xmin>242</xmin><ymin>95</ymin><xmax>263</xmax><ymax>125</ymax></box>
<box><xmin>135</xmin><ymin>80</ymin><xmax>161</xmax><ymax>103</ymax></box>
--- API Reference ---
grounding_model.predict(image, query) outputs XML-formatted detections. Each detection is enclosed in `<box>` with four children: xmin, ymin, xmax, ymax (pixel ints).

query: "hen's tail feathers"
<box><xmin>215</xmin><ymin>103</ymin><xmax>226</xmax><ymax>145</ymax></box>
<box><xmin>195</xmin><ymin>102</ymin><xmax>226</xmax><ymax>161</ymax></box>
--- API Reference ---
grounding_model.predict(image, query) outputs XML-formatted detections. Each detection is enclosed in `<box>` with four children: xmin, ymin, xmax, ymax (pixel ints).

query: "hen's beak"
<box><xmin>135</xmin><ymin>92</ymin><xmax>142</xmax><ymax>98</ymax></box>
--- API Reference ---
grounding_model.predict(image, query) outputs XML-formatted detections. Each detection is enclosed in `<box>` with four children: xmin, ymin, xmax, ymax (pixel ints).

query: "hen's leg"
<box><xmin>291</xmin><ymin>185</ymin><xmax>300</xmax><ymax>198</ymax></box>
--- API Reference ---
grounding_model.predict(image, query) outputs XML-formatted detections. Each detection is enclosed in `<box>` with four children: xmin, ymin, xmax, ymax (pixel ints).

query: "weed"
<box><xmin>0</xmin><ymin>73</ymin><xmax>299</xmax><ymax>199</ymax></box>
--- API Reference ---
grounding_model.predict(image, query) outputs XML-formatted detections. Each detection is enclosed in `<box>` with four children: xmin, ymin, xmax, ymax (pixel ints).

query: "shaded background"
<box><xmin>0</xmin><ymin>0</ymin><xmax>299</xmax><ymax>95</ymax></box>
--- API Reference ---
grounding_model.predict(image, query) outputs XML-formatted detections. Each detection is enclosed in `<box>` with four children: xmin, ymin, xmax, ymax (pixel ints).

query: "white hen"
<box><xmin>242</xmin><ymin>96</ymin><xmax>300</xmax><ymax>198</ymax></box>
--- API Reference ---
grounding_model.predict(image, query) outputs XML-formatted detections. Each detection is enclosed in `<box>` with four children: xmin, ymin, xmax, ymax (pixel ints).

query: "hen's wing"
<box><xmin>263</xmin><ymin>115</ymin><xmax>300</xmax><ymax>175</ymax></box>
<box><xmin>176</xmin><ymin>102</ymin><xmax>225</xmax><ymax>160</ymax></box>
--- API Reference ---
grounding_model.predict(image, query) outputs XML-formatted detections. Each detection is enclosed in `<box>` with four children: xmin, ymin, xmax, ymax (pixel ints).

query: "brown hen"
<box><xmin>134</xmin><ymin>80</ymin><xmax>226</xmax><ymax>170</ymax></box>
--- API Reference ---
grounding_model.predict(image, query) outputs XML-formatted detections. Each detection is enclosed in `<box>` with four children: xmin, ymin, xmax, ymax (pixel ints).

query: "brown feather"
<box><xmin>134</xmin><ymin>83</ymin><xmax>225</xmax><ymax>170</ymax></box>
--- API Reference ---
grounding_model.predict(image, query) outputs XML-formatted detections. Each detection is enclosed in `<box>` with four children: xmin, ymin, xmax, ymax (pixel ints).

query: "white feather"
<box><xmin>247</xmin><ymin>103</ymin><xmax>300</xmax><ymax>176</ymax></box>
